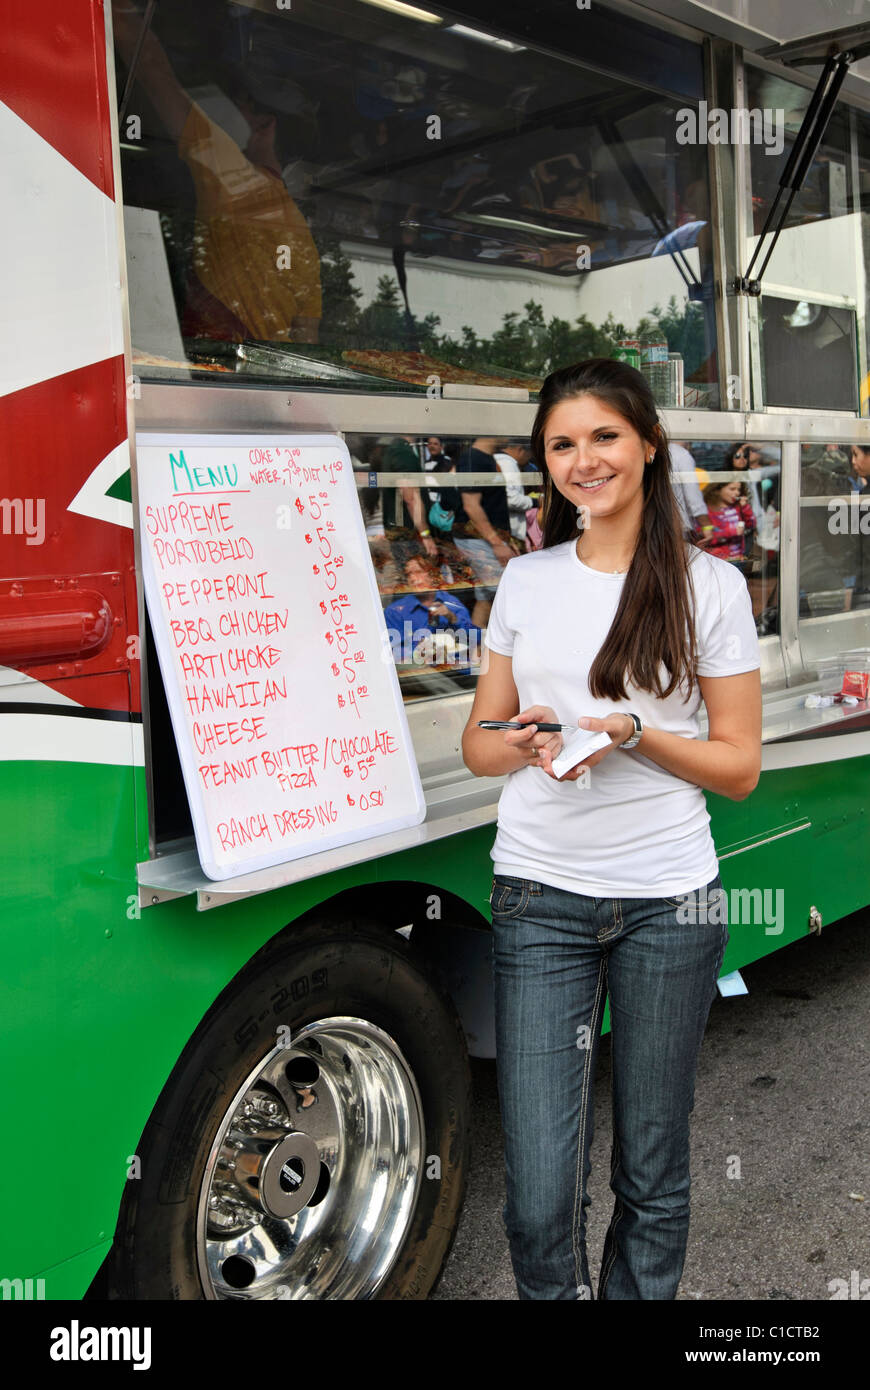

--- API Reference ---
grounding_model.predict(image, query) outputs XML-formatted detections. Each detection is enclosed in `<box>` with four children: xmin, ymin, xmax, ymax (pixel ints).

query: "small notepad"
<box><xmin>551</xmin><ymin>727</ymin><xmax>614</xmax><ymax>778</ymax></box>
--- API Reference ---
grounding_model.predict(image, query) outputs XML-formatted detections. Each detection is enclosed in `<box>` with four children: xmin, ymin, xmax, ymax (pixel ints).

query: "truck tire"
<box><xmin>111</xmin><ymin>916</ymin><xmax>471</xmax><ymax>1300</ymax></box>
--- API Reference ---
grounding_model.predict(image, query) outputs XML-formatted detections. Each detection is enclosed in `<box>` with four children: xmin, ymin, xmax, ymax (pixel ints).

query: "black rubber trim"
<box><xmin>0</xmin><ymin>702</ymin><xmax>142</xmax><ymax>722</ymax></box>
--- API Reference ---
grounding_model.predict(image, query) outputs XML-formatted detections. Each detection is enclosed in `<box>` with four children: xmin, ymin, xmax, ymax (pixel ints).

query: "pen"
<box><xmin>478</xmin><ymin>720</ymin><xmax>575</xmax><ymax>732</ymax></box>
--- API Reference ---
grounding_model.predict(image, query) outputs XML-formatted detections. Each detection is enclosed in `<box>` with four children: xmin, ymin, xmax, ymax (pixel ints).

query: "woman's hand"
<box><xmin>544</xmin><ymin>713</ymin><xmax>635</xmax><ymax>781</ymax></box>
<box><xmin>502</xmin><ymin>705</ymin><xmax>564</xmax><ymax>773</ymax></box>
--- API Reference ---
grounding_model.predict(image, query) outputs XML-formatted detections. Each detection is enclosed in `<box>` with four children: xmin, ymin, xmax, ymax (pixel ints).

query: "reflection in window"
<box><xmin>760</xmin><ymin>295</ymin><xmax>858</xmax><ymax>413</ymax></box>
<box><xmin>349</xmin><ymin>429</ymin><xmax>782</xmax><ymax>702</ymax></box>
<box><xmin>747</xmin><ymin>69</ymin><xmax>851</xmax><ymax>239</ymax></box>
<box><xmin>112</xmin><ymin>0</ymin><xmax>718</xmax><ymax>402</ymax></box>
<box><xmin>800</xmin><ymin>444</ymin><xmax>870</xmax><ymax>617</ymax></box>
<box><xmin>676</xmin><ymin>440</ymin><xmax>780</xmax><ymax>637</ymax></box>
<box><xmin>799</xmin><ymin>443</ymin><xmax>870</xmax><ymax>712</ymax></box>
<box><xmin>348</xmin><ymin>430</ymin><xmax>541</xmax><ymax>700</ymax></box>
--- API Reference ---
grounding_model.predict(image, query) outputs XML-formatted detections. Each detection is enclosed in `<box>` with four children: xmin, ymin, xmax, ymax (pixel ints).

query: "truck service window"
<box><xmin>112</xmin><ymin>0</ymin><xmax>720</xmax><ymax>407</ymax></box>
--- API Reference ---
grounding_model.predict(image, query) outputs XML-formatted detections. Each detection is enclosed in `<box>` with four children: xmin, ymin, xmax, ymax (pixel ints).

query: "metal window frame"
<box><xmin>705</xmin><ymin>38</ymin><xmax>748</xmax><ymax>412</ymax></box>
<box><xmin>739</xmin><ymin>51</ymin><xmax>870</xmax><ymax>416</ymax></box>
<box><xmin>745</xmin><ymin>47</ymin><xmax>870</xmax><ymax>117</ymax></box>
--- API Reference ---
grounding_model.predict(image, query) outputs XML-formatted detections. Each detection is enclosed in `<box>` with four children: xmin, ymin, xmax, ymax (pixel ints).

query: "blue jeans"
<box><xmin>490</xmin><ymin>871</ymin><xmax>729</xmax><ymax>1300</ymax></box>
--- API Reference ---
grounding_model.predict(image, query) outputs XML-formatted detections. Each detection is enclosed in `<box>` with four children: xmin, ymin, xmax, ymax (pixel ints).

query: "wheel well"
<box><xmin>288</xmin><ymin>880</ymin><xmax>492</xmax><ymax>937</ymax></box>
<box><xmin>286</xmin><ymin>882</ymin><xmax>496</xmax><ymax>1059</ymax></box>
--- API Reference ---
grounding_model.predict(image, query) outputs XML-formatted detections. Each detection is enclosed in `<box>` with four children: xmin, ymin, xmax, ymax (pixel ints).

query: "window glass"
<box><xmin>745</xmin><ymin>67</ymin><xmax>862</xmax><ymax>412</ymax></box>
<box><xmin>112</xmin><ymin>0</ymin><xmax>719</xmax><ymax>405</ymax></box>
<box><xmin>680</xmin><ymin>440</ymin><xmax>781</xmax><ymax>637</ymax></box>
<box><xmin>800</xmin><ymin>444</ymin><xmax>867</xmax><ymax>625</ymax></box>
<box><xmin>348</xmin><ymin>429</ymin><xmax>540</xmax><ymax>701</ymax></box>
<box><xmin>799</xmin><ymin>445</ymin><xmax>870</xmax><ymax>692</ymax></box>
<box><xmin>348</xmin><ymin>430</ymin><xmax>778</xmax><ymax>703</ymax></box>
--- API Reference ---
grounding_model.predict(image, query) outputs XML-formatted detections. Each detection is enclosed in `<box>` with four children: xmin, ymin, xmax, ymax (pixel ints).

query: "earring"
<box><xmin>576</xmin><ymin>506</ymin><xmax>585</xmax><ymax>531</ymax></box>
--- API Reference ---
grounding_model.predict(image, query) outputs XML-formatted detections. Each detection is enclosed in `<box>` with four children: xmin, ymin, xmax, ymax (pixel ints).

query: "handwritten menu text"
<box><xmin>138</xmin><ymin>435</ymin><xmax>424</xmax><ymax>879</ymax></box>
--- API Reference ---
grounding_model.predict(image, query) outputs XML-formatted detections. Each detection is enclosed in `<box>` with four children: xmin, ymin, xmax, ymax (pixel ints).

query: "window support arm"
<box><xmin>735</xmin><ymin>51</ymin><xmax>853</xmax><ymax>297</ymax></box>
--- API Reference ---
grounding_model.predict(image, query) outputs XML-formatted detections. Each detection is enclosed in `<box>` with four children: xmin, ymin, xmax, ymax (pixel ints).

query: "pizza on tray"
<box><xmin>132</xmin><ymin>349</ymin><xmax>232</xmax><ymax>372</ymax></box>
<box><xmin>342</xmin><ymin>349</ymin><xmax>541</xmax><ymax>391</ymax></box>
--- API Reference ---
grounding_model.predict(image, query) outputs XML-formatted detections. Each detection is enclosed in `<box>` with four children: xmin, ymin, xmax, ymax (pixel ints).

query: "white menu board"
<box><xmin>137</xmin><ymin>432</ymin><xmax>425</xmax><ymax>880</ymax></box>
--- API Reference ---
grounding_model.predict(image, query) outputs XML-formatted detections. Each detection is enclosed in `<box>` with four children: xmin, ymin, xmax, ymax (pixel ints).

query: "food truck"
<box><xmin>1</xmin><ymin>0</ymin><xmax>869</xmax><ymax>1300</ymax></box>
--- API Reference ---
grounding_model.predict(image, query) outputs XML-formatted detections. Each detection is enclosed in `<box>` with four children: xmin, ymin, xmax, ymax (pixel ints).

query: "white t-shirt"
<box><xmin>484</xmin><ymin>540</ymin><xmax>761</xmax><ymax>897</ymax></box>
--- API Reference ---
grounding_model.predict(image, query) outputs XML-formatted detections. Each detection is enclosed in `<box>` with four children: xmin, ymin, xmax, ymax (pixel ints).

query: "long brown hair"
<box><xmin>531</xmin><ymin>357</ymin><xmax>697</xmax><ymax>700</ymax></box>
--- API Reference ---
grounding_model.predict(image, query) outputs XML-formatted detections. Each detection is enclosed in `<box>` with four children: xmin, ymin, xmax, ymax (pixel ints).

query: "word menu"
<box><xmin>137</xmin><ymin>433</ymin><xmax>425</xmax><ymax>880</ymax></box>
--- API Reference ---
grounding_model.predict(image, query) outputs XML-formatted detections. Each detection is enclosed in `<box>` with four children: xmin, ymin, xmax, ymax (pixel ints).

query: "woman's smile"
<box><xmin>576</xmin><ymin>474</ymin><xmax>616</xmax><ymax>491</ymax></box>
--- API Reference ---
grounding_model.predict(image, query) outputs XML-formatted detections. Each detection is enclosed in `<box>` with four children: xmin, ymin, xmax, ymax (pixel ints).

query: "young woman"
<box><xmin>461</xmin><ymin>357</ymin><xmax>762</xmax><ymax>1300</ymax></box>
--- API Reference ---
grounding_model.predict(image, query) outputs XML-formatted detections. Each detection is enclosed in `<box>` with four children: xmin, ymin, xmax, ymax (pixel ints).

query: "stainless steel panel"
<box><xmin>133</xmin><ymin>382</ymin><xmax>537</xmax><ymax>438</ymax></box>
<box><xmin>706</xmin><ymin>39</ymin><xmax>746</xmax><ymax>411</ymax></box>
<box><xmin>734</xmin><ymin>50</ymin><xmax>757</xmax><ymax>413</ymax></box>
<box><xmin>761</xmin><ymin>282</ymin><xmax>858</xmax><ymax>311</ymax></box>
<box><xmin>799</xmin><ymin>611</ymin><xmax>870</xmax><ymax>663</ymax></box>
<box><xmin>755</xmin><ymin>686</ymin><xmax>870</xmax><ymax>743</ymax></box>
<box><xmin>134</xmin><ymin>384</ymin><xmax>870</xmax><ymax>442</ymax></box>
<box><xmin>745</xmin><ymin>415</ymin><xmax>870</xmax><ymax>442</ymax></box>
<box><xmin>849</xmin><ymin>106</ymin><xmax>869</xmax><ymax>414</ymax></box>
<box><xmin>757</xmin><ymin>632</ymin><xmax>785</xmax><ymax>689</ymax></box>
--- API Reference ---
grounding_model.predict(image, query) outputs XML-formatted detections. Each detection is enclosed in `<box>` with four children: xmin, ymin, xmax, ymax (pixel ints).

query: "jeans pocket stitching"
<box><xmin>491</xmin><ymin>879</ymin><xmax>531</xmax><ymax>918</ymax></box>
<box><xmin>664</xmin><ymin>874</ymin><xmax>723</xmax><ymax>911</ymax></box>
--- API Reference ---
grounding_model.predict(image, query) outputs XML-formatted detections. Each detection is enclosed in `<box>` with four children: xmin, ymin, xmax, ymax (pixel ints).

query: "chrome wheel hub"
<box><xmin>196</xmin><ymin>1016</ymin><xmax>424</xmax><ymax>1299</ymax></box>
